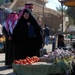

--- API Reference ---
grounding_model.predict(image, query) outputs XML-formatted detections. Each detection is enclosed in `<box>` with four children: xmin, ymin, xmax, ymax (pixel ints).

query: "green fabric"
<box><xmin>12</xmin><ymin>61</ymin><xmax>69</xmax><ymax>75</ymax></box>
<box><xmin>68</xmin><ymin>35</ymin><xmax>72</xmax><ymax>39</ymax></box>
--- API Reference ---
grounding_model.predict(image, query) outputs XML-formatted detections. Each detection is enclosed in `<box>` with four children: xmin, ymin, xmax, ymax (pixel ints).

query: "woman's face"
<box><xmin>59</xmin><ymin>38</ymin><xmax>64</xmax><ymax>42</ymax></box>
<box><xmin>23</xmin><ymin>12</ymin><xmax>29</xmax><ymax>19</ymax></box>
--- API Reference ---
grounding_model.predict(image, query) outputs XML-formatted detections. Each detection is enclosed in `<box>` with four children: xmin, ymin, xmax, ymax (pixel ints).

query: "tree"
<box><xmin>56</xmin><ymin>5</ymin><xmax>69</xmax><ymax>31</ymax></box>
<box><xmin>56</xmin><ymin>5</ymin><xmax>67</xmax><ymax>13</ymax></box>
<box><xmin>56</xmin><ymin>5</ymin><xmax>75</xmax><ymax>28</ymax></box>
<box><xmin>66</xmin><ymin>7</ymin><xmax>75</xmax><ymax>25</ymax></box>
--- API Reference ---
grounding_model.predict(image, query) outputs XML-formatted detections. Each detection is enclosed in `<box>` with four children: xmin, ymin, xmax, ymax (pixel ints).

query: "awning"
<box><xmin>63</xmin><ymin>0</ymin><xmax>75</xmax><ymax>6</ymax></box>
<box><xmin>59</xmin><ymin>0</ymin><xmax>75</xmax><ymax>7</ymax></box>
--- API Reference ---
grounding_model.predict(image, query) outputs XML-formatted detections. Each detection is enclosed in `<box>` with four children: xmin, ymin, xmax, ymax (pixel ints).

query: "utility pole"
<box><xmin>58</xmin><ymin>0</ymin><xmax>64</xmax><ymax>32</ymax></box>
<box><xmin>42</xmin><ymin>0</ymin><xmax>44</xmax><ymax>29</ymax></box>
<box><xmin>61</xmin><ymin>3</ymin><xmax>63</xmax><ymax>32</ymax></box>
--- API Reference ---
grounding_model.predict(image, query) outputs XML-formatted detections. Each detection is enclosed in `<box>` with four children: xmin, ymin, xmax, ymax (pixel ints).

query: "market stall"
<box><xmin>12</xmin><ymin>48</ymin><xmax>75</xmax><ymax>75</ymax></box>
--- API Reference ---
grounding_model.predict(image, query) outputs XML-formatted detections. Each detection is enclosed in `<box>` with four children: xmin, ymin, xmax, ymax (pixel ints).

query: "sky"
<box><xmin>46</xmin><ymin>0</ymin><xmax>61</xmax><ymax>10</ymax></box>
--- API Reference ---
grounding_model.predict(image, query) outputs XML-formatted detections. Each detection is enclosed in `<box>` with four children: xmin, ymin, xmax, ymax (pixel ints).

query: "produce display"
<box><xmin>13</xmin><ymin>56</ymin><xmax>40</xmax><ymax>65</ymax></box>
<box><xmin>43</xmin><ymin>48</ymin><xmax>74</xmax><ymax>62</ymax></box>
<box><xmin>12</xmin><ymin>48</ymin><xmax>75</xmax><ymax>75</ymax></box>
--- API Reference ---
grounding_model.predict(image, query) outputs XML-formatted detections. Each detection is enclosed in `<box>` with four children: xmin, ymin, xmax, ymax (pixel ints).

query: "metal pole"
<box><xmin>61</xmin><ymin>2</ymin><xmax>63</xmax><ymax>32</ymax></box>
<box><xmin>42</xmin><ymin>0</ymin><xmax>44</xmax><ymax>28</ymax></box>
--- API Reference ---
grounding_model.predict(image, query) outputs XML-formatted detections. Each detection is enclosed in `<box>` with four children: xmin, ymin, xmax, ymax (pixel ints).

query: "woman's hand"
<box><xmin>8</xmin><ymin>36</ymin><xmax>12</xmax><ymax>40</ymax></box>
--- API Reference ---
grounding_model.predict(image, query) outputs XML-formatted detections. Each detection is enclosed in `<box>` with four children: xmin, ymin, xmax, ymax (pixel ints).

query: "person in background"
<box><xmin>57</xmin><ymin>34</ymin><xmax>65</xmax><ymax>48</ymax></box>
<box><xmin>3</xmin><ymin>12</ymin><xmax>18</xmax><ymax>68</ymax></box>
<box><xmin>43</xmin><ymin>24</ymin><xmax>50</xmax><ymax>45</ymax></box>
<box><xmin>12</xmin><ymin>9</ymin><xmax>43</xmax><ymax>60</ymax></box>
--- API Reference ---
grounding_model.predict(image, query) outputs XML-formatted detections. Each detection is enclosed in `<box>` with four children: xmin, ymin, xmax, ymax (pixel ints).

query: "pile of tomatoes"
<box><xmin>13</xmin><ymin>56</ymin><xmax>40</xmax><ymax>65</ymax></box>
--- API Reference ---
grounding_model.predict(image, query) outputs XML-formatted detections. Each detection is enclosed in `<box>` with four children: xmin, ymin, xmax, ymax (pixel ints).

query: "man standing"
<box><xmin>44</xmin><ymin>24</ymin><xmax>50</xmax><ymax>45</ymax></box>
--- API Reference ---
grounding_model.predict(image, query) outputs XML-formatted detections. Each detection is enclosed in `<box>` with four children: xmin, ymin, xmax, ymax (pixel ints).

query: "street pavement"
<box><xmin>0</xmin><ymin>44</ymin><xmax>52</xmax><ymax>75</ymax></box>
<box><xmin>0</xmin><ymin>53</ymin><xmax>16</xmax><ymax>75</ymax></box>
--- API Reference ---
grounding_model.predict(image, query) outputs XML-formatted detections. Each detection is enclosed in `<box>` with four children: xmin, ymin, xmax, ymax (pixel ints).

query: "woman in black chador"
<box><xmin>57</xmin><ymin>34</ymin><xmax>65</xmax><ymax>48</ymax></box>
<box><xmin>12</xmin><ymin>9</ymin><xmax>43</xmax><ymax>60</ymax></box>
